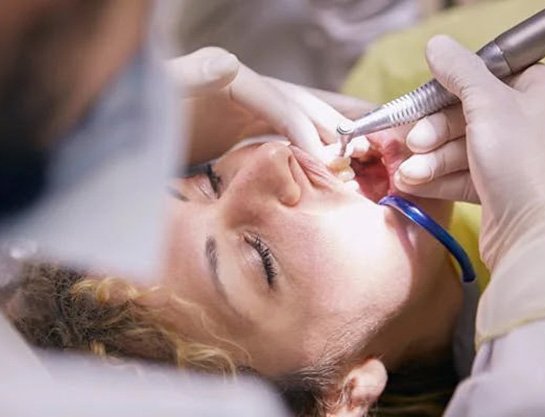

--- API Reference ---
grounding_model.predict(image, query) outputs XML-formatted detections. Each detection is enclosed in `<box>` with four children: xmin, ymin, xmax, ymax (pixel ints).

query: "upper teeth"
<box><xmin>336</xmin><ymin>166</ymin><xmax>355</xmax><ymax>182</ymax></box>
<box><xmin>343</xmin><ymin>179</ymin><xmax>360</xmax><ymax>193</ymax></box>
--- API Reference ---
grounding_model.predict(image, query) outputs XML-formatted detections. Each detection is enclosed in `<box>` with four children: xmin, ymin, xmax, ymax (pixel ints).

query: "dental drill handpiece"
<box><xmin>338</xmin><ymin>8</ymin><xmax>545</xmax><ymax>152</ymax></box>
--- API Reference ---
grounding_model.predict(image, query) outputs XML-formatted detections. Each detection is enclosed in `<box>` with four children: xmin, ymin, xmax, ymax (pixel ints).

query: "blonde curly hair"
<box><xmin>3</xmin><ymin>263</ymin><xmax>459</xmax><ymax>417</ymax></box>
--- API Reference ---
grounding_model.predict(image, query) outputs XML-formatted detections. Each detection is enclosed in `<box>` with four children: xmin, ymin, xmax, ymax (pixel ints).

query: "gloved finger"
<box><xmin>265</xmin><ymin>77</ymin><xmax>350</xmax><ymax>144</ymax></box>
<box><xmin>363</xmin><ymin>123</ymin><xmax>413</xmax><ymax>168</ymax></box>
<box><xmin>229</xmin><ymin>65</ymin><xmax>327</xmax><ymax>161</ymax></box>
<box><xmin>167</xmin><ymin>47</ymin><xmax>239</xmax><ymax>96</ymax></box>
<box><xmin>426</xmin><ymin>35</ymin><xmax>509</xmax><ymax>106</ymax></box>
<box><xmin>397</xmin><ymin>137</ymin><xmax>468</xmax><ymax>185</ymax></box>
<box><xmin>394</xmin><ymin>170</ymin><xmax>479</xmax><ymax>203</ymax></box>
<box><xmin>510</xmin><ymin>63</ymin><xmax>545</xmax><ymax>97</ymax></box>
<box><xmin>406</xmin><ymin>104</ymin><xmax>465</xmax><ymax>153</ymax></box>
<box><xmin>304</xmin><ymin>87</ymin><xmax>375</xmax><ymax>119</ymax></box>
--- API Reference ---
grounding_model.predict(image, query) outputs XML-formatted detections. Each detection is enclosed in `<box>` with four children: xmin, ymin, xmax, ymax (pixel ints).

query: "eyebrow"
<box><xmin>205</xmin><ymin>236</ymin><xmax>221</xmax><ymax>291</ymax></box>
<box><xmin>205</xmin><ymin>236</ymin><xmax>250</xmax><ymax>322</ymax></box>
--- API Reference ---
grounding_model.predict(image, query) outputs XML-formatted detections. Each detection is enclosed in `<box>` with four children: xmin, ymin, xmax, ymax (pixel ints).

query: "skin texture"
<box><xmin>156</xmin><ymin>132</ymin><xmax>463</xmax><ymax>380</ymax></box>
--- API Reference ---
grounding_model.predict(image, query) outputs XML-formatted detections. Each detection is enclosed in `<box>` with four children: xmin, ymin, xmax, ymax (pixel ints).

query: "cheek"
<box><xmin>307</xmin><ymin>209</ymin><xmax>416</xmax><ymax>318</ymax></box>
<box><xmin>160</xmin><ymin>202</ymin><xmax>205</xmax><ymax>294</ymax></box>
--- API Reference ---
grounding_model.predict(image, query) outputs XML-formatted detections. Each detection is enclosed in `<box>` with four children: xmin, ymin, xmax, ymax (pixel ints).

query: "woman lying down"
<box><xmin>3</xmin><ymin>131</ymin><xmax>478</xmax><ymax>417</ymax></box>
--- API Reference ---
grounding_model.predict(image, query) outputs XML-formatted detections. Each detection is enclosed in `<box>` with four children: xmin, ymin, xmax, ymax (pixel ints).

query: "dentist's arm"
<box><xmin>167</xmin><ymin>47</ymin><xmax>371</xmax><ymax>165</ymax></box>
<box><xmin>395</xmin><ymin>36</ymin><xmax>545</xmax><ymax>416</ymax></box>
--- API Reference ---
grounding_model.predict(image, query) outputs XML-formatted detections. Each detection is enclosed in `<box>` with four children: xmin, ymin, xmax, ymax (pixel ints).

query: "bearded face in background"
<box><xmin>0</xmin><ymin>0</ymin><xmax>149</xmax><ymax>217</ymax></box>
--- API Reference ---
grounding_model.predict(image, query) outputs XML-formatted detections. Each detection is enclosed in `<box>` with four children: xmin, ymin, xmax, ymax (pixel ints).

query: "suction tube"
<box><xmin>379</xmin><ymin>195</ymin><xmax>476</xmax><ymax>283</ymax></box>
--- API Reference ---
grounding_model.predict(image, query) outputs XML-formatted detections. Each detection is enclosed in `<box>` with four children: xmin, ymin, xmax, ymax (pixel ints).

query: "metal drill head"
<box><xmin>336</xmin><ymin>120</ymin><xmax>355</xmax><ymax>136</ymax></box>
<box><xmin>339</xmin><ymin>134</ymin><xmax>351</xmax><ymax>158</ymax></box>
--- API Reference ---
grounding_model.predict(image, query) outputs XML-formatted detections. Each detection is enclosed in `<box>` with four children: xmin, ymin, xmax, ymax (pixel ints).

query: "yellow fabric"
<box><xmin>342</xmin><ymin>0</ymin><xmax>545</xmax><ymax>103</ymax></box>
<box><xmin>448</xmin><ymin>203</ymin><xmax>490</xmax><ymax>291</ymax></box>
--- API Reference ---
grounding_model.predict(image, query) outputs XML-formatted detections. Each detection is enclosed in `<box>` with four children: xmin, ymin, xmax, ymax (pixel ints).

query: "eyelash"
<box><xmin>245</xmin><ymin>234</ymin><xmax>277</xmax><ymax>287</ymax></box>
<box><xmin>204</xmin><ymin>165</ymin><xmax>275</xmax><ymax>287</ymax></box>
<box><xmin>206</xmin><ymin>163</ymin><xmax>222</xmax><ymax>197</ymax></box>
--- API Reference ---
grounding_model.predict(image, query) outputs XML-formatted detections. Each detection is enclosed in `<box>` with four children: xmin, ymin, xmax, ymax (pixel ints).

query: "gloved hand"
<box><xmin>167</xmin><ymin>47</ymin><xmax>369</xmax><ymax>166</ymax></box>
<box><xmin>394</xmin><ymin>35</ymin><xmax>545</xmax><ymax>271</ymax></box>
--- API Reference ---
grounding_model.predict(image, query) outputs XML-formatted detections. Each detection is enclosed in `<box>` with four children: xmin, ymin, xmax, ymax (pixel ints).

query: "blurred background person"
<box><xmin>177</xmin><ymin>0</ymin><xmax>484</xmax><ymax>91</ymax></box>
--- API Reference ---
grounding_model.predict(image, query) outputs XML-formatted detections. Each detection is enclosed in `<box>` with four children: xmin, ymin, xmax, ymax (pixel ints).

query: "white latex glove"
<box><xmin>167</xmin><ymin>47</ymin><xmax>354</xmax><ymax>166</ymax></box>
<box><xmin>167</xmin><ymin>47</ymin><xmax>240</xmax><ymax>95</ymax></box>
<box><xmin>394</xmin><ymin>36</ymin><xmax>545</xmax><ymax>271</ymax></box>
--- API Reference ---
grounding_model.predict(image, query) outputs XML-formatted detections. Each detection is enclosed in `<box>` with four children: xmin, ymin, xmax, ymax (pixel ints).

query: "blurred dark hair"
<box><xmin>0</xmin><ymin>1</ymin><xmax>107</xmax><ymax>217</ymax></box>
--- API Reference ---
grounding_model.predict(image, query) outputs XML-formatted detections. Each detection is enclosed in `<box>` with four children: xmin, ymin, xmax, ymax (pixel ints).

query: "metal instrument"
<box><xmin>338</xmin><ymin>8</ymin><xmax>545</xmax><ymax>153</ymax></box>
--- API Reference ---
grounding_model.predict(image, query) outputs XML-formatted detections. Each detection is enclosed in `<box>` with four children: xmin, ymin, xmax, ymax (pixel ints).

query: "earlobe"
<box><xmin>327</xmin><ymin>358</ymin><xmax>388</xmax><ymax>417</ymax></box>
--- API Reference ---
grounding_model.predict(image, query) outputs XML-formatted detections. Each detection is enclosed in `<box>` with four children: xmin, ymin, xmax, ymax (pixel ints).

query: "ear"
<box><xmin>326</xmin><ymin>358</ymin><xmax>387</xmax><ymax>417</ymax></box>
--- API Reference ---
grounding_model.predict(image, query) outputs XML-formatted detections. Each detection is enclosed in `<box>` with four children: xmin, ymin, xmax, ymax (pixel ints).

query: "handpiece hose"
<box><xmin>339</xmin><ymin>8</ymin><xmax>545</xmax><ymax>140</ymax></box>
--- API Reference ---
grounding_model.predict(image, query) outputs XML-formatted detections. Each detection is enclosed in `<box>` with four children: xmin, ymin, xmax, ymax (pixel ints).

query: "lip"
<box><xmin>289</xmin><ymin>146</ymin><xmax>341</xmax><ymax>190</ymax></box>
<box><xmin>289</xmin><ymin>145</ymin><xmax>391</xmax><ymax>205</ymax></box>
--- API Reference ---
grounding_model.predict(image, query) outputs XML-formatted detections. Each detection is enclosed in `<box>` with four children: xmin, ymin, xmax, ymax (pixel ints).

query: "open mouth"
<box><xmin>289</xmin><ymin>135</ymin><xmax>407</xmax><ymax>204</ymax></box>
<box><xmin>350</xmin><ymin>151</ymin><xmax>390</xmax><ymax>203</ymax></box>
<box><xmin>348</xmin><ymin>132</ymin><xmax>410</xmax><ymax>203</ymax></box>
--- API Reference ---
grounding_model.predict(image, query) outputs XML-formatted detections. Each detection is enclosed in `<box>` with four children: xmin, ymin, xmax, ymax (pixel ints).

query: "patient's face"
<box><xmin>160</xmin><ymin>136</ymin><xmax>457</xmax><ymax>377</ymax></box>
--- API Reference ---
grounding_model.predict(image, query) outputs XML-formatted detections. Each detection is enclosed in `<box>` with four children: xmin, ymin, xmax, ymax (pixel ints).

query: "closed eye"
<box><xmin>245</xmin><ymin>234</ymin><xmax>277</xmax><ymax>288</ymax></box>
<box><xmin>206</xmin><ymin>163</ymin><xmax>222</xmax><ymax>197</ymax></box>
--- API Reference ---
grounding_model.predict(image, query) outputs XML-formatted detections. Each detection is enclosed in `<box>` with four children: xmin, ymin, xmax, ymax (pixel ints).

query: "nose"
<box><xmin>221</xmin><ymin>142</ymin><xmax>302</xmax><ymax>224</ymax></box>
